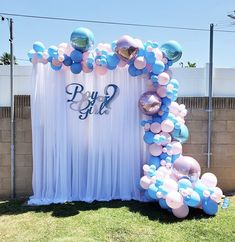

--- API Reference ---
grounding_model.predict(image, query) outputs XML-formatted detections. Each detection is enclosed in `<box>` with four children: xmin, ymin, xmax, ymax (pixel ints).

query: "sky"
<box><xmin>0</xmin><ymin>0</ymin><xmax>235</xmax><ymax>67</ymax></box>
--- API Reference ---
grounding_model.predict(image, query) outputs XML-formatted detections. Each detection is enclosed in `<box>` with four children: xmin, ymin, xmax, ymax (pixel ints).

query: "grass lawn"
<box><xmin>0</xmin><ymin>196</ymin><xmax>234</xmax><ymax>242</ymax></box>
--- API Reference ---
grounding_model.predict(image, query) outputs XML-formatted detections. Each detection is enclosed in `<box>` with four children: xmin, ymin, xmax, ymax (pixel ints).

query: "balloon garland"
<box><xmin>28</xmin><ymin>27</ymin><xmax>224</xmax><ymax>218</ymax></box>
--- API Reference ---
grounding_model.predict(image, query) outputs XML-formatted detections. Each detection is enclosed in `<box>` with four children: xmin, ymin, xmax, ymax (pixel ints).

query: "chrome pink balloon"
<box><xmin>138</xmin><ymin>91</ymin><xmax>162</xmax><ymax>116</ymax></box>
<box><xmin>115</xmin><ymin>35</ymin><xmax>139</xmax><ymax>62</ymax></box>
<box><xmin>172</xmin><ymin>156</ymin><xmax>201</xmax><ymax>182</ymax></box>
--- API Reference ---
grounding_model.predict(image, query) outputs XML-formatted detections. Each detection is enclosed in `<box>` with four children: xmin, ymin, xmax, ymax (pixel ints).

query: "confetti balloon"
<box><xmin>138</xmin><ymin>91</ymin><xmax>162</xmax><ymax>116</ymax></box>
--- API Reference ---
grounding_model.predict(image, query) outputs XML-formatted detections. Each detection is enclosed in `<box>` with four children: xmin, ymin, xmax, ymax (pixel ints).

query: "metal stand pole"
<box><xmin>207</xmin><ymin>23</ymin><xmax>213</xmax><ymax>169</ymax></box>
<box><xmin>10</xmin><ymin>18</ymin><xmax>15</xmax><ymax>198</ymax></box>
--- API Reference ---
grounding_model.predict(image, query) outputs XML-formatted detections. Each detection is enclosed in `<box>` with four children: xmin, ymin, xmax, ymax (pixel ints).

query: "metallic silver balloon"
<box><xmin>115</xmin><ymin>35</ymin><xmax>139</xmax><ymax>62</ymax></box>
<box><xmin>138</xmin><ymin>91</ymin><xmax>162</xmax><ymax>116</ymax></box>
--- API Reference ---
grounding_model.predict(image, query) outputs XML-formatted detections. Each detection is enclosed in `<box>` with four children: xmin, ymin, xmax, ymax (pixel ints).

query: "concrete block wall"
<box><xmin>184</xmin><ymin>109</ymin><xmax>235</xmax><ymax>192</ymax></box>
<box><xmin>0</xmin><ymin>96</ymin><xmax>235</xmax><ymax>198</ymax></box>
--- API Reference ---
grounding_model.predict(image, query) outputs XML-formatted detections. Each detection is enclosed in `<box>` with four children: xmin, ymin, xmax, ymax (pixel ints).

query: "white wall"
<box><xmin>1</xmin><ymin>65</ymin><xmax>235</xmax><ymax>106</ymax></box>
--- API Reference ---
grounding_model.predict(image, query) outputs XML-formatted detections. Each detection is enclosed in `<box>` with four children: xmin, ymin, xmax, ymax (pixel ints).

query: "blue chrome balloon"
<box><xmin>70</xmin><ymin>27</ymin><xmax>94</xmax><ymax>52</ymax></box>
<box><xmin>160</xmin><ymin>41</ymin><xmax>182</xmax><ymax>63</ymax></box>
<box><xmin>172</xmin><ymin>123</ymin><xmax>189</xmax><ymax>144</ymax></box>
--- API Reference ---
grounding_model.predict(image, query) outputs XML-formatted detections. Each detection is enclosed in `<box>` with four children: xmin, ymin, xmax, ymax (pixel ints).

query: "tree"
<box><xmin>185</xmin><ymin>61</ymin><xmax>196</xmax><ymax>68</ymax></box>
<box><xmin>0</xmin><ymin>52</ymin><xmax>17</xmax><ymax>65</ymax></box>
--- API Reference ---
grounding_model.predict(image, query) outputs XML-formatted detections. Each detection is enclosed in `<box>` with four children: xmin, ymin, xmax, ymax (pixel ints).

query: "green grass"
<box><xmin>0</xmin><ymin>196</ymin><xmax>234</xmax><ymax>242</ymax></box>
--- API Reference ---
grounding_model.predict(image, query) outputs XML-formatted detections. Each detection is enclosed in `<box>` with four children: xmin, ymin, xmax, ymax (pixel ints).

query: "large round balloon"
<box><xmin>138</xmin><ymin>91</ymin><xmax>162</xmax><ymax>116</ymax></box>
<box><xmin>70</xmin><ymin>27</ymin><xmax>94</xmax><ymax>52</ymax></box>
<box><xmin>115</xmin><ymin>35</ymin><xmax>139</xmax><ymax>62</ymax></box>
<box><xmin>172</xmin><ymin>156</ymin><xmax>201</xmax><ymax>182</ymax></box>
<box><xmin>160</xmin><ymin>41</ymin><xmax>182</xmax><ymax>63</ymax></box>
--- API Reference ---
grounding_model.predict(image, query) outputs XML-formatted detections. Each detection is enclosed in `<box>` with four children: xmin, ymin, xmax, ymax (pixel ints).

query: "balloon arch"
<box><xmin>28</xmin><ymin>27</ymin><xmax>223</xmax><ymax>219</ymax></box>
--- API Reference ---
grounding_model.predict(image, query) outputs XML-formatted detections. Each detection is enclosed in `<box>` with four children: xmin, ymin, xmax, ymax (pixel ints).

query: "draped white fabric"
<box><xmin>29</xmin><ymin>63</ymin><xmax>147</xmax><ymax>205</ymax></box>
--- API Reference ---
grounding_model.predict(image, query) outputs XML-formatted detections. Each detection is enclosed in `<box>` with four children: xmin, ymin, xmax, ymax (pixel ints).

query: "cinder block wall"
<box><xmin>0</xmin><ymin>96</ymin><xmax>235</xmax><ymax>198</ymax></box>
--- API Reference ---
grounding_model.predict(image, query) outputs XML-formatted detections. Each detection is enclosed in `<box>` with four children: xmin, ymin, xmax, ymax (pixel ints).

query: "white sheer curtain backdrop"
<box><xmin>29</xmin><ymin>63</ymin><xmax>147</xmax><ymax>205</ymax></box>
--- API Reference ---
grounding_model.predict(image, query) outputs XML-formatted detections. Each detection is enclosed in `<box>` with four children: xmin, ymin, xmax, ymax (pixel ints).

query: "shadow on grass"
<box><xmin>0</xmin><ymin>199</ymin><xmax>212</xmax><ymax>223</ymax></box>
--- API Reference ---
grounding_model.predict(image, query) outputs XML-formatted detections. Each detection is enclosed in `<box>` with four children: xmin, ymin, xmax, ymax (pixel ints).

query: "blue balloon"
<box><xmin>37</xmin><ymin>52</ymin><xmax>43</xmax><ymax>59</ymax></box>
<box><xmin>70</xmin><ymin>27</ymin><xmax>94</xmax><ymax>52</ymax></box>
<box><xmin>107</xmin><ymin>64</ymin><xmax>117</xmax><ymax>70</ymax></box>
<box><xmin>70</xmin><ymin>50</ymin><xmax>83</xmax><ymax>63</ymax></box>
<box><xmin>50</xmin><ymin>63</ymin><xmax>62</xmax><ymax>71</ymax></box>
<box><xmin>107</xmin><ymin>53</ymin><xmax>120</xmax><ymax>67</ymax></box>
<box><xmin>148</xmin><ymin>156</ymin><xmax>160</xmax><ymax>168</ymax></box>
<box><xmin>184</xmin><ymin>191</ymin><xmax>201</xmax><ymax>207</ymax></box>
<box><xmin>172</xmin><ymin>154</ymin><xmax>180</xmax><ymax>162</ymax></box>
<box><xmin>128</xmin><ymin>64</ymin><xmax>138</xmax><ymax>76</ymax></box>
<box><xmin>33</xmin><ymin>41</ymin><xmax>45</xmax><ymax>52</ymax></box>
<box><xmin>202</xmin><ymin>198</ymin><xmax>218</xmax><ymax>215</ymax></box>
<box><xmin>48</xmin><ymin>46</ymin><xmax>58</xmax><ymax>57</ymax></box>
<box><xmin>160</xmin><ymin>41</ymin><xmax>182</xmax><ymax>63</ymax></box>
<box><xmin>159</xmin><ymin>198</ymin><xmax>168</xmax><ymax>209</ymax></box>
<box><xmin>148</xmin><ymin>184</ymin><xmax>158</xmax><ymax>200</ymax></box>
<box><xmin>178</xmin><ymin>178</ymin><xmax>192</xmax><ymax>190</ymax></box>
<box><xmin>144</xmin><ymin>190</ymin><xmax>155</xmax><ymax>201</ymax></box>
<box><xmin>70</xmin><ymin>63</ymin><xmax>82</xmax><ymax>74</ymax></box>
<box><xmin>145</xmin><ymin>52</ymin><xmax>156</xmax><ymax>64</ymax></box>
<box><xmin>194</xmin><ymin>181</ymin><xmax>208</xmax><ymax>199</ymax></box>
<box><xmin>143</xmin><ymin>131</ymin><xmax>155</xmax><ymax>144</ymax></box>
<box><xmin>172</xmin><ymin>123</ymin><xmax>189</xmax><ymax>144</ymax></box>
<box><xmin>27</xmin><ymin>49</ymin><xmax>36</xmax><ymax>59</ymax></box>
<box><xmin>170</xmin><ymin>79</ymin><xmax>179</xmax><ymax>88</ymax></box>
<box><xmin>63</xmin><ymin>56</ymin><xmax>73</xmax><ymax>66</ymax></box>
<box><xmin>152</xmin><ymin>61</ymin><xmax>165</xmax><ymax>75</ymax></box>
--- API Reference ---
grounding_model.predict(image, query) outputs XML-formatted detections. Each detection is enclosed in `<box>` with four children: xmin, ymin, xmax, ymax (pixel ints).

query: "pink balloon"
<box><xmin>201</xmin><ymin>172</ymin><xmax>217</xmax><ymax>187</ymax></box>
<box><xmin>169</xmin><ymin>102</ymin><xmax>180</xmax><ymax>116</ymax></box>
<box><xmin>144</xmin><ymin>123</ymin><xmax>151</xmax><ymax>131</ymax></box>
<box><xmin>134</xmin><ymin>56</ymin><xmax>146</xmax><ymax>69</ymax></box>
<box><xmin>161</xmin><ymin>120</ymin><xmax>174</xmax><ymax>133</ymax></box>
<box><xmin>159</xmin><ymin>132</ymin><xmax>172</xmax><ymax>145</ymax></box>
<box><xmin>149</xmin><ymin>144</ymin><xmax>162</xmax><ymax>156</ymax></box>
<box><xmin>82</xmin><ymin>51</ymin><xmax>90</xmax><ymax>60</ymax></box>
<box><xmin>171</xmin><ymin>141</ymin><xmax>182</xmax><ymax>155</ymax></box>
<box><xmin>82</xmin><ymin>62</ymin><xmax>93</xmax><ymax>73</ymax></box>
<box><xmin>172</xmin><ymin>204</ymin><xmax>189</xmax><ymax>218</ymax></box>
<box><xmin>154</xmin><ymin>48</ymin><xmax>163</xmax><ymax>60</ymax></box>
<box><xmin>166</xmin><ymin>191</ymin><xmax>183</xmax><ymax>209</ymax></box>
<box><xmin>95</xmin><ymin>66</ymin><xmax>108</xmax><ymax>75</ymax></box>
<box><xmin>140</xmin><ymin>176</ymin><xmax>152</xmax><ymax>189</ymax></box>
<box><xmin>163</xmin><ymin>178</ymin><xmax>178</xmax><ymax>192</ymax></box>
<box><xmin>157</xmin><ymin>166</ymin><xmax>170</xmax><ymax>178</ymax></box>
<box><xmin>118</xmin><ymin>60</ymin><xmax>127</xmax><ymax>68</ymax></box>
<box><xmin>158</xmin><ymin>72</ymin><xmax>170</xmax><ymax>85</ymax></box>
<box><xmin>150</xmin><ymin>122</ymin><xmax>161</xmax><ymax>133</ymax></box>
<box><xmin>157</xmin><ymin>86</ymin><xmax>167</xmax><ymax>98</ymax></box>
